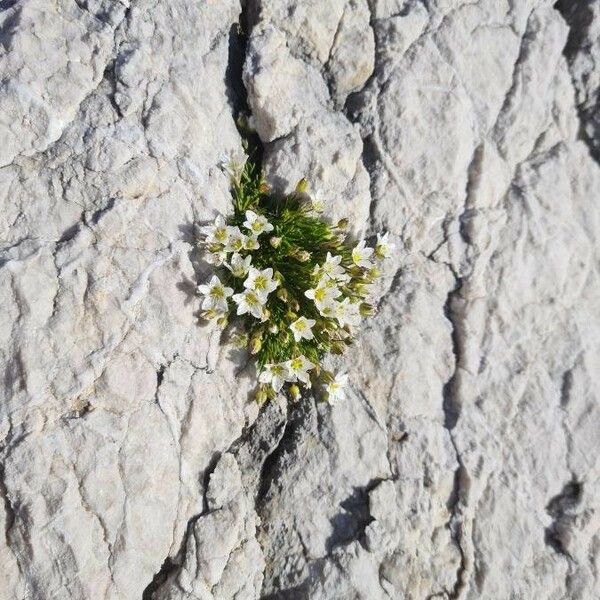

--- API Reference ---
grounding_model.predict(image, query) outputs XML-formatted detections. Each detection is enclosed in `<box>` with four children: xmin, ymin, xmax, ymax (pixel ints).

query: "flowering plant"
<box><xmin>197</xmin><ymin>159</ymin><xmax>393</xmax><ymax>403</ymax></box>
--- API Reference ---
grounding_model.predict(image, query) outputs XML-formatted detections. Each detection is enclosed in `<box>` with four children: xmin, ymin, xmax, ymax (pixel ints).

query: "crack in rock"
<box><xmin>545</xmin><ymin>479</ymin><xmax>583</xmax><ymax>559</ymax></box>
<box><xmin>555</xmin><ymin>0</ymin><xmax>600</xmax><ymax>164</ymax></box>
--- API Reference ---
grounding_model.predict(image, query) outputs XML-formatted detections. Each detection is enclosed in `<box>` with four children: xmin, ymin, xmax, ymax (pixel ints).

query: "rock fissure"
<box><xmin>544</xmin><ymin>479</ymin><xmax>583</xmax><ymax>560</ymax></box>
<box><xmin>555</xmin><ymin>0</ymin><xmax>600</xmax><ymax>164</ymax></box>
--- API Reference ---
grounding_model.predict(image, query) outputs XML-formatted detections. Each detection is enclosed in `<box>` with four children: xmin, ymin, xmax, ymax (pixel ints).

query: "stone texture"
<box><xmin>1</xmin><ymin>0</ymin><xmax>600</xmax><ymax>599</ymax></box>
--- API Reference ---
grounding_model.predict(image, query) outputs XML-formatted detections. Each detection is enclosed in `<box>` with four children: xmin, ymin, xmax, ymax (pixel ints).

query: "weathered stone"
<box><xmin>1</xmin><ymin>0</ymin><xmax>600</xmax><ymax>599</ymax></box>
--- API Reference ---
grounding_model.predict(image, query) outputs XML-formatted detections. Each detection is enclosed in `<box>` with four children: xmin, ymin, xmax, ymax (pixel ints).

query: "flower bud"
<box><xmin>217</xmin><ymin>315</ymin><xmax>229</xmax><ymax>329</ymax></box>
<box><xmin>338</xmin><ymin>328</ymin><xmax>351</xmax><ymax>339</ymax></box>
<box><xmin>336</xmin><ymin>218</ymin><xmax>349</xmax><ymax>229</ymax></box>
<box><xmin>359</xmin><ymin>303</ymin><xmax>374</xmax><ymax>317</ymax></box>
<box><xmin>269</xmin><ymin>236</ymin><xmax>282</xmax><ymax>248</ymax></box>
<box><xmin>277</xmin><ymin>288</ymin><xmax>289</xmax><ymax>303</ymax></box>
<box><xmin>375</xmin><ymin>245</ymin><xmax>387</xmax><ymax>260</ymax></box>
<box><xmin>268</xmin><ymin>323</ymin><xmax>279</xmax><ymax>334</ymax></box>
<box><xmin>230</xmin><ymin>333</ymin><xmax>248</xmax><ymax>348</ymax></box>
<box><xmin>331</xmin><ymin>342</ymin><xmax>345</xmax><ymax>355</ymax></box>
<box><xmin>289</xmin><ymin>384</ymin><xmax>301</xmax><ymax>401</ymax></box>
<box><xmin>297</xmin><ymin>250</ymin><xmax>311</xmax><ymax>262</ymax></box>
<box><xmin>249</xmin><ymin>335</ymin><xmax>262</xmax><ymax>355</ymax></box>
<box><xmin>259</xmin><ymin>181</ymin><xmax>269</xmax><ymax>194</ymax></box>
<box><xmin>285</xmin><ymin>311</ymin><xmax>298</xmax><ymax>322</ymax></box>
<box><xmin>295</xmin><ymin>178</ymin><xmax>308</xmax><ymax>194</ymax></box>
<box><xmin>255</xmin><ymin>387</ymin><xmax>268</xmax><ymax>404</ymax></box>
<box><xmin>274</xmin><ymin>270</ymin><xmax>285</xmax><ymax>284</ymax></box>
<box><xmin>366</xmin><ymin>267</ymin><xmax>381</xmax><ymax>282</ymax></box>
<box><xmin>354</xmin><ymin>283</ymin><xmax>368</xmax><ymax>297</ymax></box>
<box><xmin>321</xmin><ymin>370</ymin><xmax>334</xmax><ymax>384</ymax></box>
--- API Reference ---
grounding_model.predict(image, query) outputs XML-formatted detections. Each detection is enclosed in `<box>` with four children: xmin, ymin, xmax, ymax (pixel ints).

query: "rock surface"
<box><xmin>1</xmin><ymin>0</ymin><xmax>599</xmax><ymax>599</ymax></box>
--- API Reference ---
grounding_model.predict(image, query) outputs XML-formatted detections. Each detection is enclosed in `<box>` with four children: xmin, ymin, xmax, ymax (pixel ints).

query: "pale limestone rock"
<box><xmin>0</xmin><ymin>0</ymin><xmax>126</xmax><ymax>167</ymax></box>
<box><xmin>557</xmin><ymin>0</ymin><xmax>600</xmax><ymax>162</ymax></box>
<box><xmin>1</xmin><ymin>0</ymin><xmax>600</xmax><ymax>599</ymax></box>
<box><xmin>243</xmin><ymin>1</ymin><xmax>374</xmax><ymax>234</ymax></box>
<box><xmin>1</xmin><ymin>0</ymin><xmax>251</xmax><ymax>598</ymax></box>
<box><xmin>244</xmin><ymin>0</ymin><xmax>600</xmax><ymax>598</ymax></box>
<box><xmin>154</xmin><ymin>454</ymin><xmax>264</xmax><ymax>600</ymax></box>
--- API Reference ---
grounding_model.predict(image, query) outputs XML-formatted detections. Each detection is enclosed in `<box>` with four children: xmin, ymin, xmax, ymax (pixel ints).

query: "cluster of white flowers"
<box><xmin>303</xmin><ymin>232</ymin><xmax>394</xmax><ymax>332</ymax></box>
<box><xmin>197</xmin><ymin>199</ymin><xmax>395</xmax><ymax>405</ymax></box>
<box><xmin>201</xmin><ymin>211</ymin><xmax>272</xmax><ymax>267</ymax></box>
<box><xmin>199</xmin><ymin>210</ymin><xmax>277</xmax><ymax>322</ymax></box>
<box><xmin>258</xmin><ymin>358</ymin><xmax>347</xmax><ymax>403</ymax></box>
<box><xmin>259</xmin><ymin>355</ymin><xmax>315</xmax><ymax>392</ymax></box>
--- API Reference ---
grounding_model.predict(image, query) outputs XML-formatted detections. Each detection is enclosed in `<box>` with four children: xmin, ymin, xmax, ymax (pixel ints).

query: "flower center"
<box><xmin>314</xmin><ymin>288</ymin><xmax>326</xmax><ymax>302</ymax></box>
<box><xmin>255</xmin><ymin>275</ymin><xmax>267</xmax><ymax>290</ymax></box>
<box><xmin>211</xmin><ymin>286</ymin><xmax>225</xmax><ymax>299</ymax></box>
<box><xmin>272</xmin><ymin>365</ymin><xmax>284</xmax><ymax>376</ymax></box>
<box><xmin>252</xmin><ymin>221</ymin><xmax>262</xmax><ymax>232</ymax></box>
<box><xmin>215</xmin><ymin>228</ymin><xmax>227</xmax><ymax>242</ymax></box>
<box><xmin>246</xmin><ymin>292</ymin><xmax>259</xmax><ymax>306</ymax></box>
<box><xmin>290</xmin><ymin>358</ymin><xmax>303</xmax><ymax>371</ymax></box>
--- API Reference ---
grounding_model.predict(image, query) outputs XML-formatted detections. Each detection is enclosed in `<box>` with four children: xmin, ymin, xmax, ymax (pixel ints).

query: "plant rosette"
<box><xmin>196</xmin><ymin>158</ymin><xmax>394</xmax><ymax>404</ymax></box>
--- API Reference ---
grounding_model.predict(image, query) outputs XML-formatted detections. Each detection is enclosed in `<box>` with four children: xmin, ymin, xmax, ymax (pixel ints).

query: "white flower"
<box><xmin>201</xmin><ymin>215</ymin><xmax>229</xmax><ymax>245</ymax></box>
<box><xmin>352</xmin><ymin>240</ymin><xmax>374</xmax><ymax>269</ymax></box>
<box><xmin>225</xmin><ymin>226</ymin><xmax>247</xmax><ymax>253</ymax></box>
<box><xmin>311</xmin><ymin>190</ymin><xmax>326</xmax><ymax>213</ymax></box>
<box><xmin>259</xmin><ymin>362</ymin><xmax>291</xmax><ymax>393</ymax></box>
<box><xmin>321</xmin><ymin>253</ymin><xmax>350</xmax><ymax>282</ymax></box>
<box><xmin>334</xmin><ymin>298</ymin><xmax>361</xmax><ymax>329</ymax></box>
<box><xmin>375</xmin><ymin>232</ymin><xmax>394</xmax><ymax>260</ymax></box>
<box><xmin>327</xmin><ymin>372</ymin><xmax>348</xmax><ymax>404</ymax></box>
<box><xmin>244</xmin><ymin>234</ymin><xmax>260</xmax><ymax>250</ymax></box>
<box><xmin>197</xmin><ymin>275</ymin><xmax>233</xmax><ymax>313</ymax></box>
<box><xmin>244</xmin><ymin>267</ymin><xmax>278</xmax><ymax>300</ymax></box>
<box><xmin>290</xmin><ymin>316</ymin><xmax>316</xmax><ymax>342</ymax></box>
<box><xmin>305</xmin><ymin>281</ymin><xmax>341</xmax><ymax>312</ymax></box>
<box><xmin>205</xmin><ymin>250</ymin><xmax>227</xmax><ymax>266</ymax></box>
<box><xmin>232</xmin><ymin>289</ymin><xmax>265</xmax><ymax>320</ymax></box>
<box><xmin>317</xmin><ymin>301</ymin><xmax>336</xmax><ymax>318</ymax></box>
<box><xmin>243</xmin><ymin>210</ymin><xmax>274</xmax><ymax>236</ymax></box>
<box><xmin>226</xmin><ymin>253</ymin><xmax>252</xmax><ymax>278</ymax></box>
<box><xmin>285</xmin><ymin>355</ymin><xmax>315</xmax><ymax>384</ymax></box>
